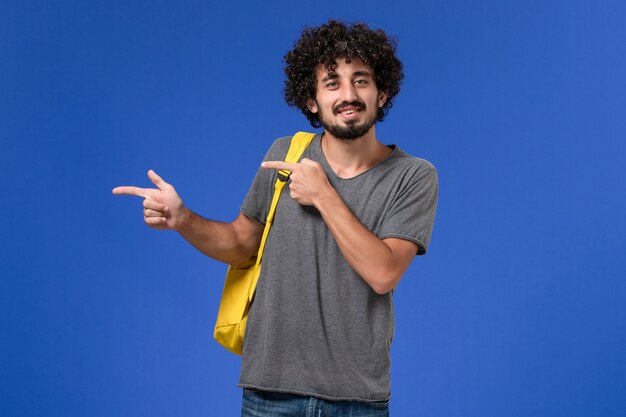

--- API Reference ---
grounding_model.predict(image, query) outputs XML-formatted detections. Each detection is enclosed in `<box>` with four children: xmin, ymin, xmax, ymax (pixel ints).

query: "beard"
<box><xmin>316</xmin><ymin>100</ymin><xmax>377</xmax><ymax>141</ymax></box>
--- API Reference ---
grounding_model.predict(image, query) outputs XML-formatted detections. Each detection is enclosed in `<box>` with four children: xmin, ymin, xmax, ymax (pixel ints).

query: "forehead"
<box><xmin>315</xmin><ymin>57</ymin><xmax>373</xmax><ymax>79</ymax></box>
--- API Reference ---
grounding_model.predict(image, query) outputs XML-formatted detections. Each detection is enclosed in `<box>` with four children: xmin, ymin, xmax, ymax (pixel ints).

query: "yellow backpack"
<box><xmin>214</xmin><ymin>132</ymin><xmax>316</xmax><ymax>355</ymax></box>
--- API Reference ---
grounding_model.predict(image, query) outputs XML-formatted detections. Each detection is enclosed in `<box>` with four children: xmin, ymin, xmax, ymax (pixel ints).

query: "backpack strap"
<box><xmin>251</xmin><ymin>131</ymin><xmax>316</xmax><ymax>270</ymax></box>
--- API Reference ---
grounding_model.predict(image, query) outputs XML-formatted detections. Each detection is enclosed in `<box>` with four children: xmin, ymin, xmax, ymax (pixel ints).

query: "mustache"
<box><xmin>333</xmin><ymin>101</ymin><xmax>366</xmax><ymax>114</ymax></box>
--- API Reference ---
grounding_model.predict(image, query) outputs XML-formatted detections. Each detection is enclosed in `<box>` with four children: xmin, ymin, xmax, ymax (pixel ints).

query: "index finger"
<box><xmin>112</xmin><ymin>186</ymin><xmax>148</xmax><ymax>198</ymax></box>
<box><xmin>261</xmin><ymin>161</ymin><xmax>299</xmax><ymax>171</ymax></box>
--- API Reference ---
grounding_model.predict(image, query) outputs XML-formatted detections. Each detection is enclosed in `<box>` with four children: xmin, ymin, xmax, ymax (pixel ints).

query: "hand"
<box><xmin>112</xmin><ymin>170</ymin><xmax>187</xmax><ymax>230</ymax></box>
<box><xmin>261</xmin><ymin>158</ymin><xmax>331</xmax><ymax>206</ymax></box>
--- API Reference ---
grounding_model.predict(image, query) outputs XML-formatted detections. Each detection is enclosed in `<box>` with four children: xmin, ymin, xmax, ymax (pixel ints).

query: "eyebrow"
<box><xmin>320</xmin><ymin>70</ymin><xmax>372</xmax><ymax>82</ymax></box>
<box><xmin>321</xmin><ymin>72</ymin><xmax>338</xmax><ymax>82</ymax></box>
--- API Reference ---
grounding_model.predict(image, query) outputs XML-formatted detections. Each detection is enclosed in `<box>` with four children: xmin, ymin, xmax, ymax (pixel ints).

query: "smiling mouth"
<box><xmin>335</xmin><ymin>105</ymin><xmax>364</xmax><ymax>116</ymax></box>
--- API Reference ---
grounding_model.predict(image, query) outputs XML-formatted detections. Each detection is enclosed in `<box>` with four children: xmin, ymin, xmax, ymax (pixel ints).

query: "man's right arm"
<box><xmin>175</xmin><ymin>210</ymin><xmax>263</xmax><ymax>266</ymax></box>
<box><xmin>113</xmin><ymin>169</ymin><xmax>263</xmax><ymax>267</ymax></box>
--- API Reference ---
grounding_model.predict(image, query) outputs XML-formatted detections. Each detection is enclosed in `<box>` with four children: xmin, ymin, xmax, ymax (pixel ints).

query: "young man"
<box><xmin>114</xmin><ymin>20</ymin><xmax>438</xmax><ymax>416</ymax></box>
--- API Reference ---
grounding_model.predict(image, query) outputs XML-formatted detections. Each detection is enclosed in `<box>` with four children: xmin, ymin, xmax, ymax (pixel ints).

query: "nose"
<box><xmin>339</xmin><ymin>82</ymin><xmax>358</xmax><ymax>102</ymax></box>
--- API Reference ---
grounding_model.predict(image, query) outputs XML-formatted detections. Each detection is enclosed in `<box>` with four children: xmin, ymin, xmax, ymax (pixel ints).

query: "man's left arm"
<box><xmin>316</xmin><ymin>197</ymin><xmax>418</xmax><ymax>295</ymax></box>
<box><xmin>262</xmin><ymin>158</ymin><xmax>425</xmax><ymax>294</ymax></box>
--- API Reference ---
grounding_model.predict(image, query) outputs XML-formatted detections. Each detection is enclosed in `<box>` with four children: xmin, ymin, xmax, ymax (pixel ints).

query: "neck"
<box><xmin>321</xmin><ymin>126</ymin><xmax>392</xmax><ymax>179</ymax></box>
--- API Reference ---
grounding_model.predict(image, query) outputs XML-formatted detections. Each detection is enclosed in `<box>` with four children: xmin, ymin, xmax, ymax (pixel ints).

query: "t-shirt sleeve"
<box><xmin>240</xmin><ymin>137</ymin><xmax>291</xmax><ymax>225</ymax></box>
<box><xmin>378</xmin><ymin>166</ymin><xmax>439</xmax><ymax>255</ymax></box>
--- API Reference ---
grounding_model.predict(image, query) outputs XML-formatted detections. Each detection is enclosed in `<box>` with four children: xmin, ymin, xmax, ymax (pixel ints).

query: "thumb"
<box><xmin>147</xmin><ymin>170</ymin><xmax>172</xmax><ymax>190</ymax></box>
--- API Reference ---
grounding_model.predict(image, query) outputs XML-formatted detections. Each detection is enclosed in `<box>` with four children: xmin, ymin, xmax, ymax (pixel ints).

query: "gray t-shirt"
<box><xmin>238</xmin><ymin>134</ymin><xmax>438</xmax><ymax>402</ymax></box>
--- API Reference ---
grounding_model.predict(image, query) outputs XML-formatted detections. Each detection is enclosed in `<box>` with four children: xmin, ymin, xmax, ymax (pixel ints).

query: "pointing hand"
<box><xmin>261</xmin><ymin>158</ymin><xmax>331</xmax><ymax>206</ymax></box>
<box><xmin>112</xmin><ymin>170</ymin><xmax>187</xmax><ymax>230</ymax></box>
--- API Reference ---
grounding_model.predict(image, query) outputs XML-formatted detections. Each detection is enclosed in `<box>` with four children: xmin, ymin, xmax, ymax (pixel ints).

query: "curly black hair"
<box><xmin>284</xmin><ymin>20</ymin><xmax>404</xmax><ymax>128</ymax></box>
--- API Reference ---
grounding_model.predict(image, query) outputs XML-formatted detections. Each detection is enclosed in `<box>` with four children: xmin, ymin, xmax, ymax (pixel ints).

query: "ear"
<box><xmin>377</xmin><ymin>90</ymin><xmax>388</xmax><ymax>108</ymax></box>
<box><xmin>306</xmin><ymin>98</ymin><xmax>319</xmax><ymax>114</ymax></box>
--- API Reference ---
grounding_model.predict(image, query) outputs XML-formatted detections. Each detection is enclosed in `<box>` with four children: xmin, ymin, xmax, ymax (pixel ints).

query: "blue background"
<box><xmin>2</xmin><ymin>0</ymin><xmax>625</xmax><ymax>416</ymax></box>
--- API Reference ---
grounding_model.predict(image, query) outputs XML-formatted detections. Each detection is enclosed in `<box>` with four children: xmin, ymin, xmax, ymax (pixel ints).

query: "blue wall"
<box><xmin>2</xmin><ymin>1</ymin><xmax>625</xmax><ymax>416</ymax></box>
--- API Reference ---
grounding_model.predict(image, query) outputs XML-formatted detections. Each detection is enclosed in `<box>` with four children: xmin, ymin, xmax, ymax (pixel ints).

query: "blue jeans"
<box><xmin>241</xmin><ymin>389</ymin><xmax>389</xmax><ymax>417</ymax></box>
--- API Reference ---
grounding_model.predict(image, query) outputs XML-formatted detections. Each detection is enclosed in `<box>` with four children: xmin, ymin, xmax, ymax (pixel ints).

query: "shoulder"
<box><xmin>263</xmin><ymin>133</ymin><xmax>320</xmax><ymax>162</ymax></box>
<box><xmin>263</xmin><ymin>136</ymin><xmax>292</xmax><ymax>160</ymax></box>
<box><xmin>386</xmin><ymin>147</ymin><xmax>438</xmax><ymax>181</ymax></box>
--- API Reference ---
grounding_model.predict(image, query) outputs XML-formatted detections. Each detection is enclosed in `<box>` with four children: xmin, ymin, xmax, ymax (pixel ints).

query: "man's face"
<box><xmin>307</xmin><ymin>58</ymin><xmax>387</xmax><ymax>140</ymax></box>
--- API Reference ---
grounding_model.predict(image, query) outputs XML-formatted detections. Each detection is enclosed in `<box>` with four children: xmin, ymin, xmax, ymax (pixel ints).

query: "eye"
<box><xmin>354</xmin><ymin>79</ymin><xmax>368</xmax><ymax>86</ymax></box>
<box><xmin>325</xmin><ymin>81</ymin><xmax>338</xmax><ymax>89</ymax></box>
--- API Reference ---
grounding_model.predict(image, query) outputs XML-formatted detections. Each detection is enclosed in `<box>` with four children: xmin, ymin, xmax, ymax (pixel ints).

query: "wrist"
<box><xmin>174</xmin><ymin>206</ymin><xmax>191</xmax><ymax>232</ymax></box>
<box><xmin>313</xmin><ymin>182</ymin><xmax>338</xmax><ymax>213</ymax></box>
